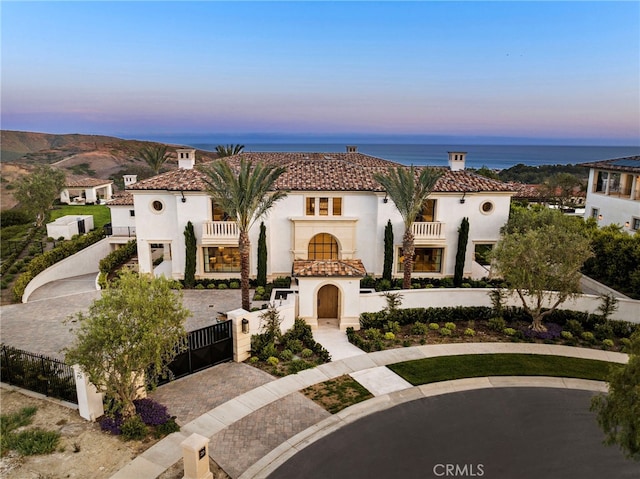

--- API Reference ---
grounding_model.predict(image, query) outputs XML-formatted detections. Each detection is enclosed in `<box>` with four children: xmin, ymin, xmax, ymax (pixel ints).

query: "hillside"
<box><xmin>0</xmin><ymin>130</ymin><xmax>218</xmax><ymax>209</ymax></box>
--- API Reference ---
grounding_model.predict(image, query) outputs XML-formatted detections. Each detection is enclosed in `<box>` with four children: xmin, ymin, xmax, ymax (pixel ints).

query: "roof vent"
<box><xmin>123</xmin><ymin>174</ymin><xmax>137</xmax><ymax>186</ymax></box>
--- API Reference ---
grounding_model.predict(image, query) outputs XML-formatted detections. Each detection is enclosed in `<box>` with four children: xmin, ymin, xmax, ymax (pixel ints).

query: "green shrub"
<box><xmin>411</xmin><ymin>322</ymin><xmax>429</xmax><ymax>335</ymax></box>
<box><xmin>594</xmin><ymin>322</ymin><xmax>614</xmax><ymax>341</ymax></box>
<box><xmin>561</xmin><ymin>331</ymin><xmax>574</xmax><ymax>340</ymax></box>
<box><xmin>280</xmin><ymin>349</ymin><xmax>293</xmax><ymax>361</ymax></box>
<box><xmin>267</xmin><ymin>356</ymin><xmax>279</xmax><ymax>366</ymax></box>
<box><xmin>377</xmin><ymin>279</ymin><xmax>391</xmax><ymax>291</ymax></box>
<box><xmin>229</xmin><ymin>281</ymin><xmax>240</xmax><ymax>289</ymax></box>
<box><xmin>273</xmin><ymin>276</ymin><xmax>291</xmax><ymax>288</ymax></box>
<box><xmin>429</xmin><ymin>323</ymin><xmax>440</xmax><ymax>330</ymax></box>
<box><xmin>154</xmin><ymin>417</ymin><xmax>180</xmax><ymax>438</ymax></box>
<box><xmin>444</xmin><ymin>322</ymin><xmax>456</xmax><ymax>331</ymax></box>
<box><xmin>488</xmin><ymin>317</ymin><xmax>506</xmax><ymax>331</ymax></box>
<box><xmin>581</xmin><ymin>331</ymin><xmax>595</xmax><ymax>343</ymax></box>
<box><xmin>195</xmin><ymin>284</ymin><xmax>205</xmax><ymax>290</ymax></box>
<box><xmin>207</xmin><ymin>283</ymin><xmax>216</xmax><ymax>289</ymax></box>
<box><xmin>439</xmin><ymin>328</ymin><xmax>452</xmax><ymax>336</ymax></box>
<box><xmin>619</xmin><ymin>337</ymin><xmax>632</xmax><ymax>352</ymax></box>
<box><xmin>217</xmin><ymin>283</ymin><xmax>228</xmax><ymax>289</ymax></box>
<box><xmin>285</xmin><ymin>339</ymin><xmax>304</xmax><ymax>354</ymax></box>
<box><xmin>120</xmin><ymin>416</ymin><xmax>148</xmax><ymax>441</ymax></box>
<box><xmin>464</xmin><ymin>328</ymin><xmax>476</xmax><ymax>337</ymax></box>
<box><xmin>365</xmin><ymin>328</ymin><xmax>382</xmax><ymax>340</ymax></box>
<box><xmin>300</xmin><ymin>348</ymin><xmax>313</xmax><ymax>358</ymax></box>
<box><xmin>564</xmin><ymin>319</ymin><xmax>584</xmax><ymax>336</ymax></box>
<box><xmin>287</xmin><ymin>359</ymin><xmax>313</xmax><ymax>374</ymax></box>
<box><xmin>384</xmin><ymin>332</ymin><xmax>396</xmax><ymax>340</ymax></box>
<box><xmin>503</xmin><ymin>328</ymin><xmax>517</xmax><ymax>336</ymax></box>
<box><xmin>602</xmin><ymin>339</ymin><xmax>614</xmax><ymax>349</ymax></box>
<box><xmin>249</xmin><ymin>356</ymin><xmax>259</xmax><ymax>363</ymax></box>
<box><xmin>385</xmin><ymin>320</ymin><xmax>401</xmax><ymax>334</ymax></box>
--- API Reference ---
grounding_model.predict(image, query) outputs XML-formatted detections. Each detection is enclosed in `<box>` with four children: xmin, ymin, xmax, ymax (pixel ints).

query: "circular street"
<box><xmin>268</xmin><ymin>387</ymin><xmax>640</xmax><ymax>479</ymax></box>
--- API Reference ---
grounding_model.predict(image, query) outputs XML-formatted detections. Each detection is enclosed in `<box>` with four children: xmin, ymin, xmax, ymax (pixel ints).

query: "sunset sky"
<box><xmin>1</xmin><ymin>1</ymin><xmax>639</xmax><ymax>145</ymax></box>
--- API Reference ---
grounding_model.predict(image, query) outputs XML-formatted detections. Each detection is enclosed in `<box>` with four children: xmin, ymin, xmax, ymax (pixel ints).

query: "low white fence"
<box><xmin>359</xmin><ymin>288</ymin><xmax>640</xmax><ymax>324</ymax></box>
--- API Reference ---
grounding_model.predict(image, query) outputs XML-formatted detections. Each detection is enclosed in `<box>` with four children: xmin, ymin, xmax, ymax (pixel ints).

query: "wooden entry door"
<box><xmin>317</xmin><ymin>284</ymin><xmax>339</xmax><ymax>318</ymax></box>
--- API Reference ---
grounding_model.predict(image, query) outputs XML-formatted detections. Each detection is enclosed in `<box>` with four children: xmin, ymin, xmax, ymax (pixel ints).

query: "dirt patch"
<box><xmin>302</xmin><ymin>374</ymin><xmax>374</xmax><ymax>414</ymax></box>
<box><xmin>1</xmin><ymin>388</ymin><xmax>153</xmax><ymax>479</ymax></box>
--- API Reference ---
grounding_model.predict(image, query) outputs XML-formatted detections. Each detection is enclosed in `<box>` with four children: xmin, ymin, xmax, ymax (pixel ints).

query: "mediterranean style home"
<box><xmin>107</xmin><ymin>147</ymin><xmax>514</xmax><ymax>290</ymax></box>
<box><xmin>579</xmin><ymin>156</ymin><xmax>640</xmax><ymax>233</ymax></box>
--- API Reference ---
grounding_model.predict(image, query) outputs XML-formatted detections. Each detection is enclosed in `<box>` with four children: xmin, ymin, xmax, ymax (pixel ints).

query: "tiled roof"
<box><xmin>107</xmin><ymin>192</ymin><xmax>134</xmax><ymax>206</ymax></box>
<box><xmin>127</xmin><ymin>152</ymin><xmax>515</xmax><ymax>193</ymax></box>
<box><xmin>293</xmin><ymin>259</ymin><xmax>367</xmax><ymax>277</ymax></box>
<box><xmin>65</xmin><ymin>176</ymin><xmax>113</xmax><ymax>188</ymax></box>
<box><xmin>577</xmin><ymin>156</ymin><xmax>640</xmax><ymax>174</ymax></box>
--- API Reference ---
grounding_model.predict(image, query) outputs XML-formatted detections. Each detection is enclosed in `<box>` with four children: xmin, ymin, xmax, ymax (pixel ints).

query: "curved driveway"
<box><xmin>268</xmin><ymin>387</ymin><xmax>640</xmax><ymax>479</ymax></box>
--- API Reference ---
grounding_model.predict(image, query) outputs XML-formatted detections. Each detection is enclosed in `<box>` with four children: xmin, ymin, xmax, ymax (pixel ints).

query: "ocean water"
<box><xmin>185</xmin><ymin>143</ymin><xmax>639</xmax><ymax>170</ymax></box>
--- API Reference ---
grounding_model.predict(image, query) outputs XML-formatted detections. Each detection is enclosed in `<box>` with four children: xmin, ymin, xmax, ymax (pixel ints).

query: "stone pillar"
<box><xmin>227</xmin><ymin>308</ymin><xmax>251</xmax><ymax>362</ymax></box>
<box><xmin>181</xmin><ymin>433</ymin><xmax>213</xmax><ymax>479</ymax></box>
<box><xmin>72</xmin><ymin>365</ymin><xmax>104</xmax><ymax>421</ymax></box>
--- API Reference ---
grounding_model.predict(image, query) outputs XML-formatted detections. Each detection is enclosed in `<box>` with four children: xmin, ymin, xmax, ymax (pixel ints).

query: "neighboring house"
<box><xmin>579</xmin><ymin>156</ymin><xmax>640</xmax><ymax>233</ymax></box>
<box><xmin>110</xmin><ymin>147</ymin><xmax>514</xmax><ymax>283</ymax></box>
<box><xmin>60</xmin><ymin>176</ymin><xmax>113</xmax><ymax>205</ymax></box>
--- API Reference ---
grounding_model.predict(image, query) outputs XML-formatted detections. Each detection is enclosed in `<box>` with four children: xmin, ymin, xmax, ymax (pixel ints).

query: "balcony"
<box><xmin>412</xmin><ymin>222</ymin><xmax>445</xmax><ymax>240</ymax></box>
<box><xmin>104</xmin><ymin>225</ymin><xmax>136</xmax><ymax>237</ymax></box>
<box><xmin>202</xmin><ymin>221</ymin><xmax>239</xmax><ymax>243</ymax></box>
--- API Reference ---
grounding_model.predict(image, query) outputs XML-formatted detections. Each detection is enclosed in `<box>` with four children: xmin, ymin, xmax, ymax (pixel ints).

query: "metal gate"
<box><xmin>157</xmin><ymin>320</ymin><xmax>233</xmax><ymax>386</ymax></box>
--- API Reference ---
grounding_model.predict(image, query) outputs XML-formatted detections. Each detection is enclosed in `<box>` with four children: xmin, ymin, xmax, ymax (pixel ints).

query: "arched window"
<box><xmin>308</xmin><ymin>233</ymin><xmax>338</xmax><ymax>260</ymax></box>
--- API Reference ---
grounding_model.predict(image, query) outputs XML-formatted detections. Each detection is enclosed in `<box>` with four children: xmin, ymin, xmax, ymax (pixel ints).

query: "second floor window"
<box><xmin>212</xmin><ymin>201</ymin><xmax>232</xmax><ymax>221</ymax></box>
<box><xmin>415</xmin><ymin>199</ymin><xmax>436</xmax><ymax>222</ymax></box>
<box><xmin>306</xmin><ymin>197</ymin><xmax>343</xmax><ymax>217</ymax></box>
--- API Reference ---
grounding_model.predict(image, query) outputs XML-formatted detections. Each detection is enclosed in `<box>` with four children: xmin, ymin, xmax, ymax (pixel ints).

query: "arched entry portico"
<box><xmin>317</xmin><ymin>284</ymin><xmax>339</xmax><ymax>319</ymax></box>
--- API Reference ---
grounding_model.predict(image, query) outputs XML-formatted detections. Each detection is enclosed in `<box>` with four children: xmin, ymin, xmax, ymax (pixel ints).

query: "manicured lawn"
<box><xmin>50</xmin><ymin>205</ymin><xmax>111</xmax><ymax>229</ymax></box>
<box><xmin>388</xmin><ymin>354</ymin><xmax>621</xmax><ymax>385</ymax></box>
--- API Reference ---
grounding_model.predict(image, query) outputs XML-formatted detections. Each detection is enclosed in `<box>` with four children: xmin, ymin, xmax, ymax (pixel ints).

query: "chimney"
<box><xmin>448</xmin><ymin>152</ymin><xmax>466</xmax><ymax>171</ymax></box>
<box><xmin>177</xmin><ymin>148</ymin><xmax>196</xmax><ymax>170</ymax></box>
<box><xmin>346</xmin><ymin>145</ymin><xmax>358</xmax><ymax>153</ymax></box>
<box><xmin>123</xmin><ymin>174</ymin><xmax>137</xmax><ymax>186</ymax></box>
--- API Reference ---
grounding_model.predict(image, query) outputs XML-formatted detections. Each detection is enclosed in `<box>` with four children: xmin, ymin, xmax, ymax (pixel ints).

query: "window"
<box><xmin>480</xmin><ymin>201</ymin><xmax>494</xmax><ymax>214</ymax></box>
<box><xmin>306</xmin><ymin>197</ymin><xmax>316</xmax><ymax>215</ymax></box>
<box><xmin>415</xmin><ymin>199</ymin><xmax>436</xmax><ymax>222</ymax></box>
<box><xmin>211</xmin><ymin>201</ymin><xmax>231</xmax><ymax>221</ymax></box>
<box><xmin>129</xmin><ymin>210</ymin><xmax>135</xmax><ymax>217</ymax></box>
<box><xmin>305</xmin><ymin>197</ymin><xmax>343</xmax><ymax>216</ymax></box>
<box><xmin>333</xmin><ymin>198</ymin><xmax>342</xmax><ymax>216</ymax></box>
<box><xmin>203</xmin><ymin>246</ymin><xmax>240</xmax><ymax>272</ymax></box>
<box><xmin>398</xmin><ymin>247</ymin><xmax>443</xmax><ymax>273</ymax></box>
<box><xmin>594</xmin><ymin>171</ymin><xmax>606</xmax><ymax>193</ymax></box>
<box><xmin>319</xmin><ymin>198</ymin><xmax>329</xmax><ymax>216</ymax></box>
<box><xmin>591</xmin><ymin>208</ymin><xmax>600</xmax><ymax>219</ymax></box>
<box><xmin>474</xmin><ymin>244</ymin><xmax>493</xmax><ymax>266</ymax></box>
<box><xmin>308</xmin><ymin>233</ymin><xmax>338</xmax><ymax>260</ymax></box>
<box><xmin>632</xmin><ymin>218</ymin><xmax>640</xmax><ymax>231</ymax></box>
<box><xmin>152</xmin><ymin>200</ymin><xmax>164</xmax><ymax>212</ymax></box>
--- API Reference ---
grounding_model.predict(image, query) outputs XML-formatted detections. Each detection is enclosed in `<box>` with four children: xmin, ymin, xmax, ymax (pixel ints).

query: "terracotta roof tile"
<box><xmin>293</xmin><ymin>259</ymin><xmax>367</xmax><ymax>277</ymax></box>
<box><xmin>577</xmin><ymin>156</ymin><xmax>640</xmax><ymax>174</ymax></box>
<box><xmin>127</xmin><ymin>152</ymin><xmax>515</xmax><ymax>193</ymax></box>
<box><xmin>107</xmin><ymin>192</ymin><xmax>134</xmax><ymax>206</ymax></box>
<box><xmin>65</xmin><ymin>175</ymin><xmax>113</xmax><ymax>188</ymax></box>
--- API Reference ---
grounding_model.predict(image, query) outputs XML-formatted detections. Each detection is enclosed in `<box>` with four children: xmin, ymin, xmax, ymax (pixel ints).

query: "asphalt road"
<box><xmin>268</xmin><ymin>387</ymin><xmax>640</xmax><ymax>479</ymax></box>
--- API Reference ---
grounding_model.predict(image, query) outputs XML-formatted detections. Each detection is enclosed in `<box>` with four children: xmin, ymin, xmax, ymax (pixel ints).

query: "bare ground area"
<box><xmin>1</xmin><ymin>388</ymin><xmax>161</xmax><ymax>479</ymax></box>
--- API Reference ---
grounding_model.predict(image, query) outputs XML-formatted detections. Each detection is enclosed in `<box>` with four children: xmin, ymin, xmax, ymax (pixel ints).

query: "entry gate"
<box><xmin>157</xmin><ymin>320</ymin><xmax>233</xmax><ymax>386</ymax></box>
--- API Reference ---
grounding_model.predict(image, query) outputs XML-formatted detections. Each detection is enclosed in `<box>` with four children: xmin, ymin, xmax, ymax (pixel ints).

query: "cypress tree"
<box><xmin>184</xmin><ymin>221</ymin><xmax>196</xmax><ymax>288</ymax></box>
<box><xmin>257</xmin><ymin>222</ymin><xmax>267</xmax><ymax>287</ymax></box>
<box><xmin>454</xmin><ymin>217</ymin><xmax>469</xmax><ymax>287</ymax></box>
<box><xmin>383</xmin><ymin>220</ymin><xmax>394</xmax><ymax>281</ymax></box>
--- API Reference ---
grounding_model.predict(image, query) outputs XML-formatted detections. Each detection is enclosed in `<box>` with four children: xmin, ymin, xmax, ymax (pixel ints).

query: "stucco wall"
<box><xmin>22</xmin><ymin>238</ymin><xmax>111</xmax><ymax>302</ymax></box>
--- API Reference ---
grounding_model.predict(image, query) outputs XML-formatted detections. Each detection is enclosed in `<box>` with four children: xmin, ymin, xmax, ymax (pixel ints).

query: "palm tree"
<box><xmin>201</xmin><ymin>158</ymin><xmax>287</xmax><ymax>310</ymax></box>
<box><xmin>138</xmin><ymin>144</ymin><xmax>171</xmax><ymax>175</ymax></box>
<box><xmin>215</xmin><ymin>144</ymin><xmax>245</xmax><ymax>157</ymax></box>
<box><xmin>373</xmin><ymin>166</ymin><xmax>442</xmax><ymax>289</ymax></box>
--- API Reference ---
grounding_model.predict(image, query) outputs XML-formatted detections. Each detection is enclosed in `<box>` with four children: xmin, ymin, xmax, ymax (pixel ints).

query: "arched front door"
<box><xmin>317</xmin><ymin>284</ymin><xmax>339</xmax><ymax>319</ymax></box>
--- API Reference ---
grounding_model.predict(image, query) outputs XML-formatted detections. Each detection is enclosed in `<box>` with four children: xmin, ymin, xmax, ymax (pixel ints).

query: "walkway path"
<box><xmin>110</xmin><ymin>343</ymin><xmax>628</xmax><ymax>479</ymax></box>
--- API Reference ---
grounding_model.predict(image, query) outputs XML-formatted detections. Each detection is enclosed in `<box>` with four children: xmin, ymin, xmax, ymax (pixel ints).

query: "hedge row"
<box><xmin>99</xmin><ymin>240</ymin><xmax>137</xmax><ymax>274</ymax></box>
<box><xmin>360</xmin><ymin>275</ymin><xmax>506</xmax><ymax>291</ymax></box>
<box><xmin>360</xmin><ymin>306</ymin><xmax>638</xmax><ymax>339</ymax></box>
<box><xmin>13</xmin><ymin>229</ymin><xmax>106</xmax><ymax>301</ymax></box>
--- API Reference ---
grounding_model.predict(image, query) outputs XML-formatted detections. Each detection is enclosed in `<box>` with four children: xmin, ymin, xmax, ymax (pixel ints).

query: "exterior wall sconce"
<box><xmin>460</xmin><ymin>192</ymin><xmax>466</xmax><ymax>204</ymax></box>
<box><xmin>598</xmin><ymin>214</ymin><xmax>603</xmax><ymax>221</ymax></box>
<box><xmin>180</xmin><ymin>191</ymin><xmax>187</xmax><ymax>203</ymax></box>
<box><xmin>625</xmin><ymin>221</ymin><xmax>630</xmax><ymax>228</ymax></box>
<box><xmin>241</xmin><ymin>318</ymin><xmax>249</xmax><ymax>334</ymax></box>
